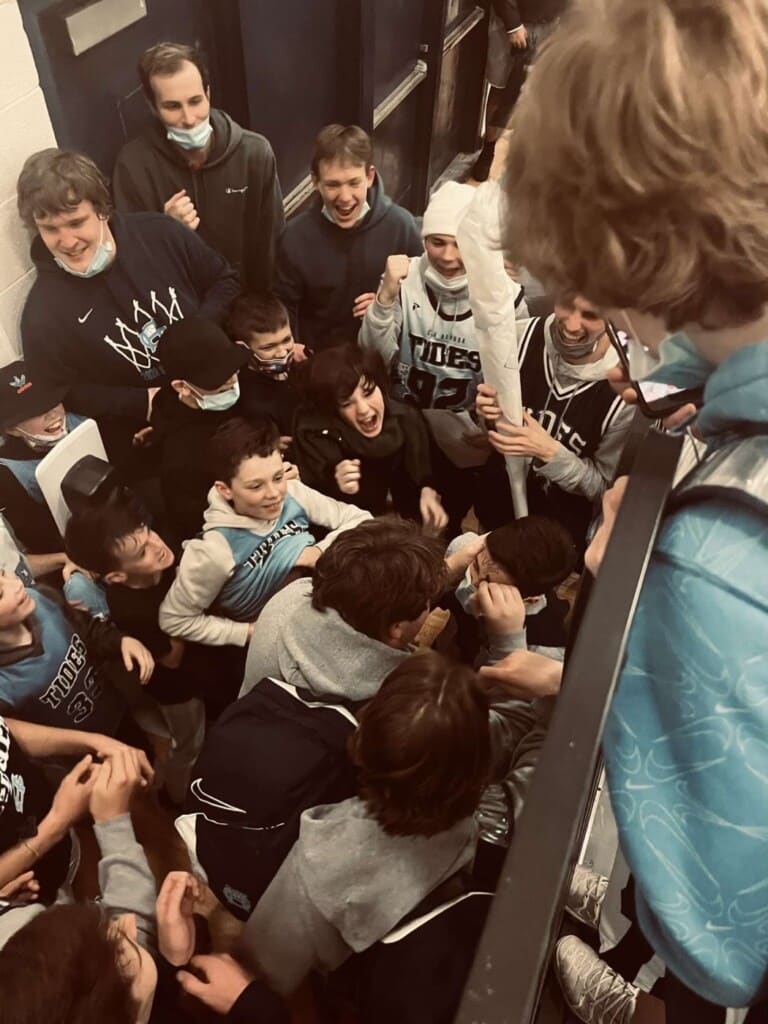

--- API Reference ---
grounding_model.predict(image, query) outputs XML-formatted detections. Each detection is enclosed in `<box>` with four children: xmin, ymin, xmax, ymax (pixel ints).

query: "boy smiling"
<box><xmin>159</xmin><ymin>418</ymin><xmax>369</xmax><ymax>647</ymax></box>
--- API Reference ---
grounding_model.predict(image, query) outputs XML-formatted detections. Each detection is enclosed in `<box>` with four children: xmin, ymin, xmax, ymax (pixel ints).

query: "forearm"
<box><xmin>27</xmin><ymin>552</ymin><xmax>67</xmax><ymax>579</ymax></box>
<box><xmin>359</xmin><ymin>298</ymin><xmax>401</xmax><ymax>366</ymax></box>
<box><xmin>0</xmin><ymin>813</ymin><xmax>67</xmax><ymax>888</ymax></box>
<box><xmin>159</xmin><ymin>601</ymin><xmax>250</xmax><ymax>647</ymax></box>
<box><xmin>95</xmin><ymin>814</ymin><xmax>157</xmax><ymax>948</ymax></box>
<box><xmin>479</xmin><ymin>628</ymin><xmax>528</xmax><ymax>668</ymax></box>
<box><xmin>6</xmin><ymin>718</ymin><xmax>110</xmax><ymax>760</ymax></box>
<box><xmin>535</xmin><ymin>409</ymin><xmax>632</xmax><ymax>501</ymax></box>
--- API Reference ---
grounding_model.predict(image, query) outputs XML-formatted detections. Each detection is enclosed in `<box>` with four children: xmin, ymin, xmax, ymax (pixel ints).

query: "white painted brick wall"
<box><xmin>0</xmin><ymin>0</ymin><xmax>56</xmax><ymax>366</ymax></box>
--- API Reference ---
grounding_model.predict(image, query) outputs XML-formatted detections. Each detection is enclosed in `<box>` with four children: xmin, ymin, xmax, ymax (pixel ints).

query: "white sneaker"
<box><xmin>555</xmin><ymin>935</ymin><xmax>638</xmax><ymax>1024</ymax></box>
<box><xmin>566</xmin><ymin>864</ymin><xmax>609</xmax><ymax>930</ymax></box>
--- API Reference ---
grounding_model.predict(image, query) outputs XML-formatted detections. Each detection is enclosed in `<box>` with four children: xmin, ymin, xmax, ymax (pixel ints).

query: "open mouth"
<box><xmin>357</xmin><ymin>412</ymin><xmax>380</xmax><ymax>435</ymax></box>
<box><xmin>335</xmin><ymin>204</ymin><xmax>357</xmax><ymax>219</ymax></box>
<box><xmin>61</xmin><ymin>247</ymin><xmax>89</xmax><ymax>263</ymax></box>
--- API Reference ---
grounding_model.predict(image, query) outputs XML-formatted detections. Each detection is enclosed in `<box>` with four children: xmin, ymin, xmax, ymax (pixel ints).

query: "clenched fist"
<box><xmin>335</xmin><ymin>458</ymin><xmax>362</xmax><ymax>495</ymax></box>
<box><xmin>378</xmin><ymin>254</ymin><xmax>412</xmax><ymax>306</ymax></box>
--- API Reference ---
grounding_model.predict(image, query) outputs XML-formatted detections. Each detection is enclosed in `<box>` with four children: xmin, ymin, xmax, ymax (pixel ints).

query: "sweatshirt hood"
<box><xmin>544</xmin><ymin>314</ymin><xmax>620</xmax><ymax>383</ymax></box>
<box><xmin>142</xmin><ymin>108</ymin><xmax>242</xmax><ymax>169</ymax></box>
<box><xmin>202</xmin><ymin>483</ymin><xmax>286</xmax><ymax>534</ymax></box>
<box><xmin>258</xmin><ymin>577</ymin><xmax>407</xmax><ymax>702</ymax></box>
<box><xmin>295</xmin><ymin>797</ymin><xmax>477</xmax><ymax>950</ymax></box>
<box><xmin>696</xmin><ymin>339</ymin><xmax>768</xmax><ymax>439</ymax></box>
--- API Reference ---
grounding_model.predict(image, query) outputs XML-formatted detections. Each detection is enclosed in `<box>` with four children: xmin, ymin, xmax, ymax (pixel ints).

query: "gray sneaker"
<box><xmin>555</xmin><ymin>935</ymin><xmax>638</xmax><ymax>1024</ymax></box>
<box><xmin>566</xmin><ymin>864</ymin><xmax>609</xmax><ymax>930</ymax></box>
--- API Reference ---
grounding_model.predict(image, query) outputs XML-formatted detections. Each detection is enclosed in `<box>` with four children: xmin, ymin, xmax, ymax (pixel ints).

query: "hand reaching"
<box><xmin>419</xmin><ymin>487</ymin><xmax>448</xmax><ymax>532</ymax></box>
<box><xmin>89</xmin><ymin>747</ymin><xmax>147</xmax><ymax>823</ymax></box>
<box><xmin>177</xmin><ymin>953</ymin><xmax>255</xmax><ymax>1014</ymax></box>
<box><xmin>479</xmin><ymin>648</ymin><xmax>563</xmax><ymax>699</ymax></box>
<box><xmin>157</xmin><ymin>871</ymin><xmax>203</xmax><ymax>966</ymax></box>
<box><xmin>120</xmin><ymin>636</ymin><xmax>155</xmax><ymax>684</ymax></box>
<box><xmin>471</xmin><ymin>581</ymin><xmax>527</xmax><ymax>636</ymax></box>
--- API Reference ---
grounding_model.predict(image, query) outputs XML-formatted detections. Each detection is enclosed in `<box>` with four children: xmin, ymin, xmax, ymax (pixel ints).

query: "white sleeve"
<box><xmin>158</xmin><ymin>534</ymin><xmax>250</xmax><ymax>647</ymax></box>
<box><xmin>359</xmin><ymin>295</ymin><xmax>402</xmax><ymax>368</ymax></box>
<box><xmin>288</xmin><ymin>480</ymin><xmax>371</xmax><ymax>550</ymax></box>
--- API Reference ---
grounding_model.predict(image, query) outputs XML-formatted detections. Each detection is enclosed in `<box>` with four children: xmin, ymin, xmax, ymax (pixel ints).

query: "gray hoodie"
<box><xmin>239</xmin><ymin>797</ymin><xmax>477</xmax><ymax>995</ymax></box>
<box><xmin>239</xmin><ymin>577</ymin><xmax>405</xmax><ymax>703</ymax></box>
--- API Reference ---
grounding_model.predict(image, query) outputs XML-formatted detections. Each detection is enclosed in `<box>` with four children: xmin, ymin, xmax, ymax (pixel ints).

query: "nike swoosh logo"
<box><xmin>77</xmin><ymin>308</ymin><xmax>93</xmax><ymax>324</ymax></box>
<box><xmin>190</xmin><ymin>778</ymin><xmax>246</xmax><ymax>814</ymax></box>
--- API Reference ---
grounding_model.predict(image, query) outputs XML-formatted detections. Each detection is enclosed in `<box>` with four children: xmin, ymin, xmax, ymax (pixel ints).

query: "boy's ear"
<box><xmin>214</xmin><ymin>480</ymin><xmax>233</xmax><ymax>501</ymax></box>
<box><xmin>384</xmin><ymin>620</ymin><xmax>404</xmax><ymax>649</ymax></box>
<box><xmin>103</xmin><ymin>570</ymin><xmax>127</xmax><ymax>585</ymax></box>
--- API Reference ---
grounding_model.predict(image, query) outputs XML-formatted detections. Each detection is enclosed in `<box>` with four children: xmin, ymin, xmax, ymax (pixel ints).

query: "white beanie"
<box><xmin>421</xmin><ymin>180</ymin><xmax>476</xmax><ymax>238</ymax></box>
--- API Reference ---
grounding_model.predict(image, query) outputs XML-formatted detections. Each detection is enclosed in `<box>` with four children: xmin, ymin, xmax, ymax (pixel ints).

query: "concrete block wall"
<box><xmin>0</xmin><ymin>0</ymin><xmax>56</xmax><ymax>367</ymax></box>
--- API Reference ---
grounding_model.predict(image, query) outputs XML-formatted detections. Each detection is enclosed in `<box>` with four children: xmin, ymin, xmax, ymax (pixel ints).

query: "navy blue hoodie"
<box><xmin>21</xmin><ymin>212</ymin><xmax>240</xmax><ymax>423</ymax></box>
<box><xmin>274</xmin><ymin>174</ymin><xmax>422</xmax><ymax>351</ymax></box>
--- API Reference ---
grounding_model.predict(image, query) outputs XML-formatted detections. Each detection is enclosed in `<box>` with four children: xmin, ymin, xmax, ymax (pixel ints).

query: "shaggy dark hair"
<box><xmin>350</xmin><ymin>650</ymin><xmax>491</xmax><ymax>836</ymax></box>
<box><xmin>312</xmin><ymin>517</ymin><xmax>446</xmax><ymax>641</ymax></box>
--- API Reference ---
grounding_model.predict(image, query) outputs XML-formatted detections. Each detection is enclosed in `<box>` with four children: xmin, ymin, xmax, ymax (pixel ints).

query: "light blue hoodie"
<box><xmin>603</xmin><ymin>339</ymin><xmax>768</xmax><ymax>1007</ymax></box>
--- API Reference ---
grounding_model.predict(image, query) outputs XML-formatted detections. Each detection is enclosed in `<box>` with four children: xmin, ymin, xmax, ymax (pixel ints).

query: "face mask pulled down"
<box><xmin>167</xmin><ymin>117</ymin><xmax>213</xmax><ymax>151</ymax></box>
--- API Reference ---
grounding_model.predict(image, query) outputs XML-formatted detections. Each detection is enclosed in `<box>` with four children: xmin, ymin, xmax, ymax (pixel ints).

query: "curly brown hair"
<box><xmin>502</xmin><ymin>0</ymin><xmax>768</xmax><ymax>330</ymax></box>
<box><xmin>17</xmin><ymin>149</ymin><xmax>112</xmax><ymax>228</ymax></box>
<box><xmin>311</xmin><ymin>517</ymin><xmax>446</xmax><ymax>641</ymax></box>
<box><xmin>349</xmin><ymin>650</ymin><xmax>491</xmax><ymax>837</ymax></box>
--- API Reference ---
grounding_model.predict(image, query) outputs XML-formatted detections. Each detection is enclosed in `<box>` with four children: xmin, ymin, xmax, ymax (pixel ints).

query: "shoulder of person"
<box><xmin>116</xmin><ymin>209</ymin><xmax>179</xmax><ymax>237</ymax></box>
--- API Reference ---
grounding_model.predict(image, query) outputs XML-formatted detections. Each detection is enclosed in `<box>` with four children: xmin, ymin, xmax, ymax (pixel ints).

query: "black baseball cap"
<box><xmin>0</xmin><ymin>361</ymin><xmax>66</xmax><ymax>431</ymax></box>
<box><xmin>158</xmin><ymin>318</ymin><xmax>250</xmax><ymax>390</ymax></box>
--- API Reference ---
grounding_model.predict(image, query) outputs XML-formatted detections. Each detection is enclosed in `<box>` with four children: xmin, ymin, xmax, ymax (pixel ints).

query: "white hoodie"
<box><xmin>159</xmin><ymin>480</ymin><xmax>370</xmax><ymax>647</ymax></box>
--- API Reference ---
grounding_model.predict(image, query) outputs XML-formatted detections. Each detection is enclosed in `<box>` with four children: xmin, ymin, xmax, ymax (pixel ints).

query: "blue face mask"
<box><xmin>167</xmin><ymin>118</ymin><xmax>213</xmax><ymax>151</ymax></box>
<box><xmin>54</xmin><ymin>218</ymin><xmax>113</xmax><ymax>279</ymax></box>
<box><xmin>189</xmin><ymin>379</ymin><xmax>240</xmax><ymax>412</ymax></box>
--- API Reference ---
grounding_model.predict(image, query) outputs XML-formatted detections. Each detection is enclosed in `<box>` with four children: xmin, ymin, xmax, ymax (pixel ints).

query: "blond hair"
<box><xmin>502</xmin><ymin>0</ymin><xmax>768</xmax><ymax>329</ymax></box>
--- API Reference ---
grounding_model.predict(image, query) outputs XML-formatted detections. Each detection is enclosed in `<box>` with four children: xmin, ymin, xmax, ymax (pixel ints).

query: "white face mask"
<box><xmin>423</xmin><ymin>262</ymin><xmax>468</xmax><ymax>295</ymax></box>
<box><xmin>166</xmin><ymin>117</ymin><xmax>213</xmax><ymax>151</ymax></box>
<box><xmin>16</xmin><ymin>423</ymin><xmax>68</xmax><ymax>449</ymax></box>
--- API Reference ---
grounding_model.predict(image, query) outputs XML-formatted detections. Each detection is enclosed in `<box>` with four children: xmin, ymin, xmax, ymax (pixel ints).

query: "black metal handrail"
<box><xmin>456</xmin><ymin>427</ymin><xmax>685</xmax><ymax>1024</ymax></box>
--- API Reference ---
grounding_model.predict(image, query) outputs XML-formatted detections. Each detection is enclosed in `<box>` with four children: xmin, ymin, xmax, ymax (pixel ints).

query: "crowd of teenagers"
<box><xmin>1</xmin><ymin>1</ymin><xmax>768</xmax><ymax>1021</ymax></box>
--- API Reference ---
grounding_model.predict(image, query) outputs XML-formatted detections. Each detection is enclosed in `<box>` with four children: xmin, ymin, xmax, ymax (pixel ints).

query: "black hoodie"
<box><xmin>274</xmin><ymin>174</ymin><xmax>422</xmax><ymax>351</ymax></box>
<box><xmin>113</xmin><ymin>109</ymin><xmax>284</xmax><ymax>291</ymax></box>
<box><xmin>21</xmin><ymin>212</ymin><xmax>240</xmax><ymax>423</ymax></box>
